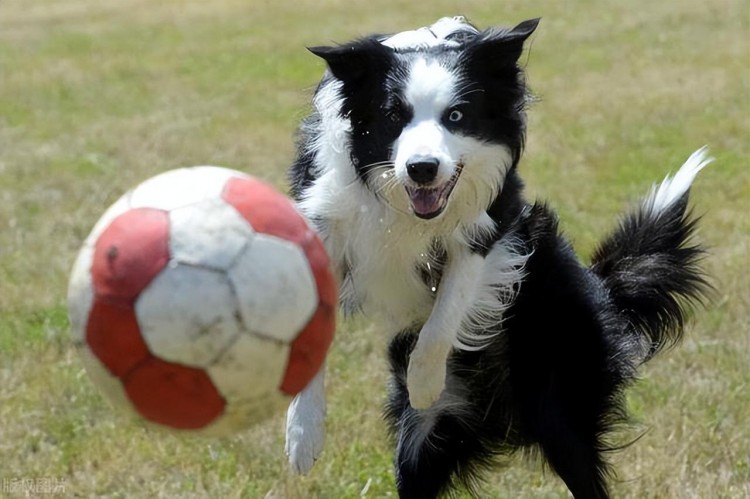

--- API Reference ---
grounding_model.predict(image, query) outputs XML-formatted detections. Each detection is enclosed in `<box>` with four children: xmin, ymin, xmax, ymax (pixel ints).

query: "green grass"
<box><xmin>1</xmin><ymin>0</ymin><xmax>748</xmax><ymax>496</ymax></box>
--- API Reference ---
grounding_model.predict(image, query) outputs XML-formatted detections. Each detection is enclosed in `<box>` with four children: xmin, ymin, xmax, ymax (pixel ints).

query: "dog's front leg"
<box><xmin>285</xmin><ymin>365</ymin><xmax>326</xmax><ymax>474</ymax></box>
<box><xmin>407</xmin><ymin>248</ymin><xmax>484</xmax><ymax>409</ymax></box>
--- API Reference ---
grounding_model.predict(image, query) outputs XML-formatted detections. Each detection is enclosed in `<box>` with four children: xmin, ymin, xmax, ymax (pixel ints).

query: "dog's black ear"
<box><xmin>309</xmin><ymin>39</ymin><xmax>392</xmax><ymax>84</ymax></box>
<box><xmin>508</xmin><ymin>18</ymin><xmax>540</xmax><ymax>43</ymax></box>
<box><xmin>467</xmin><ymin>17</ymin><xmax>540</xmax><ymax>70</ymax></box>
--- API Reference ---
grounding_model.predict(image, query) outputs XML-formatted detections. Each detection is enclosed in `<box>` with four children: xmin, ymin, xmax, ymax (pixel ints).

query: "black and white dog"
<box><xmin>285</xmin><ymin>16</ymin><xmax>711</xmax><ymax>498</ymax></box>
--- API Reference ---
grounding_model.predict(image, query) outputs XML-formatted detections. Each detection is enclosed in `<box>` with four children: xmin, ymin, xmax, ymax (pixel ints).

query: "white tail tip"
<box><xmin>644</xmin><ymin>146</ymin><xmax>713</xmax><ymax>214</ymax></box>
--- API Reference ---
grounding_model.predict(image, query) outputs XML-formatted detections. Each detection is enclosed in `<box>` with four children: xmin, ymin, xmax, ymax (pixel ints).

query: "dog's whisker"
<box><xmin>362</xmin><ymin>161</ymin><xmax>396</xmax><ymax>175</ymax></box>
<box><xmin>374</xmin><ymin>179</ymin><xmax>415</xmax><ymax>218</ymax></box>
<box><xmin>359</xmin><ymin>178</ymin><xmax>414</xmax><ymax>221</ymax></box>
<box><xmin>333</xmin><ymin>162</ymin><xmax>395</xmax><ymax>193</ymax></box>
<box><xmin>453</xmin><ymin>82</ymin><xmax>485</xmax><ymax>103</ymax></box>
<box><xmin>366</xmin><ymin>165</ymin><xmax>398</xmax><ymax>194</ymax></box>
<box><xmin>454</xmin><ymin>88</ymin><xmax>485</xmax><ymax>103</ymax></box>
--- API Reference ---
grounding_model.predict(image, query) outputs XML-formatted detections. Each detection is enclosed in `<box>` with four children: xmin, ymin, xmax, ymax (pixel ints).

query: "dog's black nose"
<box><xmin>406</xmin><ymin>156</ymin><xmax>439</xmax><ymax>185</ymax></box>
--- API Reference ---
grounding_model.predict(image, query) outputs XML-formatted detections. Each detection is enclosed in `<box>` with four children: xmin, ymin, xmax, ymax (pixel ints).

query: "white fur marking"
<box><xmin>382</xmin><ymin>16</ymin><xmax>477</xmax><ymax>50</ymax></box>
<box><xmin>459</xmin><ymin>238</ymin><xmax>530</xmax><ymax>349</ymax></box>
<box><xmin>394</xmin><ymin>60</ymin><xmax>460</xmax><ymax>193</ymax></box>
<box><xmin>645</xmin><ymin>146</ymin><xmax>713</xmax><ymax>214</ymax></box>
<box><xmin>404</xmin><ymin>58</ymin><xmax>457</xmax><ymax>118</ymax></box>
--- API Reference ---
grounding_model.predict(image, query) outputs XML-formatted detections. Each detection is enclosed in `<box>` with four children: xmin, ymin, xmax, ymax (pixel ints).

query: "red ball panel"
<box><xmin>86</xmin><ymin>299</ymin><xmax>151</xmax><ymax>378</ymax></box>
<box><xmin>123</xmin><ymin>356</ymin><xmax>226</xmax><ymax>429</ymax></box>
<box><xmin>91</xmin><ymin>208</ymin><xmax>170</xmax><ymax>302</ymax></box>
<box><xmin>222</xmin><ymin>177</ymin><xmax>309</xmax><ymax>245</ymax></box>
<box><xmin>280</xmin><ymin>302</ymin><xmax>335</xmax><ymax>395</ymax></box>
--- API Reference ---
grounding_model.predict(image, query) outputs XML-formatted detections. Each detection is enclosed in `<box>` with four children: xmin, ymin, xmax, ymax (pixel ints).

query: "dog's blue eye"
<box><xmin>448</xmin><ymin>109</ymin><xmax>463</xmax><ymax>122</ymax></box>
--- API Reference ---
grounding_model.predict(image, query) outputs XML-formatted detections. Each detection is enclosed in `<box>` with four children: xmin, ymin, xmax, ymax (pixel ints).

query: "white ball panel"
<box><xmin>130</xmin><ymin>166</ymin><xmax>248</xmax><ymax>211</ymax></box>
<box><xmin>67</xmin><ymin>241</ymin><xmax>95</xmax><ymax>343</ymax></box>
<box><xmin>229</xmin><ymin>235</ymin><xmax>318</xmax><ymax>342</ymax></box>
<box><xmin>169</xmin><ymin>199</ymin><xmax>255</xmax><ymax>271</ymax></box>
<box><xmin>194</xmin><ymin>391</ymin><xmax>289</xmax><ymax>437</ymax></box>
<box><xmin>207</xmin><ymin>332</ymin><xmax>289</xmax><ymax>400</ymax></box>
<box><xmin>77</xmin><ymin>344</ymin><xmax>136</xmax><ymax>416</ymax></box>
<box><xmin>136</xmin><ymin>265</ymin><xmax>241</xmax><ymax>368</ymax></box>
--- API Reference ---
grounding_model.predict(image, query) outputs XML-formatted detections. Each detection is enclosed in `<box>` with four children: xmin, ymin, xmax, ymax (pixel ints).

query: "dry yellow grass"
<box><xmin>0</xmin><ymin>0</ymin><xmax>748</xmax><ymax>497</ymax></box>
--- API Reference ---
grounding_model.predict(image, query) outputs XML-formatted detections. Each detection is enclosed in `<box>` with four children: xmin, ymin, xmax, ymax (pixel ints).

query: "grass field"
<box><xmin>1</xmin><ymin>0</ymin><xmax>748</xmax><ymax>497</ymax></box>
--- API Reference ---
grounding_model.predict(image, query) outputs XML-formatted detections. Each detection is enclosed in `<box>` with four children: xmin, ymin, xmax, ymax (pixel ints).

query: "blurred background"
<box><xmin>1</xmin><ymin>0</ymin><xmax>748</xmax><ymax>496</ymax></box>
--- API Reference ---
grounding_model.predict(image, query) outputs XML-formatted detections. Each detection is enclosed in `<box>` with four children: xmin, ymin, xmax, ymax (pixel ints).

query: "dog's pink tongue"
<box><xmin>409</xmin><ymin>188</ymin><xmax>441</xmax><ymax>216</ymax></box>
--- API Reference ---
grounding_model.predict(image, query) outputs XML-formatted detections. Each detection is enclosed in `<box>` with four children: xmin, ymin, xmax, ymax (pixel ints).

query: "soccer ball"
<box><xmin>67</xmin><ymin>166</ymin><xmax>336</xmax><ymax>436</ymax></box>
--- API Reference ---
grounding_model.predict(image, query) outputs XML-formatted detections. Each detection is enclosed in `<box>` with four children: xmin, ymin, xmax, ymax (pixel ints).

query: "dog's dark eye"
<box><xmin>448</xmin><ymin>109</ymin><xmax>464</xmax><ymax>122</ymax></box>
<box><xmin>384</xmin><ymin>98</ymin><xmax>413</xmax><ymax>126</ymax></box>
<box><xmin>386</xmin><ymin>108</ymin><xmax>403</xmax><ymax>124</ymax></box>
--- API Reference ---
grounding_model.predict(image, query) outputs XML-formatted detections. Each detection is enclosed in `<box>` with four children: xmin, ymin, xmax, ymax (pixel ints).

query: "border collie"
<box><xmin>285</xmin><ymin>16</ymin><xmax>711</xmax><ymax>498</ymax></box>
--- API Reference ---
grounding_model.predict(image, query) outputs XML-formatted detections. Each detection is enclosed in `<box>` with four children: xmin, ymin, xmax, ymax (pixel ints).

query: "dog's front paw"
<box><xmin>407</xmin><ymin>340</ymin><xmax>449</xmax><ymax>410</ymax></box>
<box><xmin>285</xmin><ymin>370</ymin><xmax>326</xmax><ymax>474</ymax></box>
<box><xmin>285</xmin><ymin>418</ymin><xmax>324</xmax><ymax>474</ymax></box>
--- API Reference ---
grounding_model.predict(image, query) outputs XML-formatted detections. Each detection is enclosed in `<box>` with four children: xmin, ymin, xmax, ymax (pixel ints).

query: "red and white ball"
<box><xmin>67</xmin><ymin>166</ymin><xmax>336</xmax><ymax>435</ymax></box>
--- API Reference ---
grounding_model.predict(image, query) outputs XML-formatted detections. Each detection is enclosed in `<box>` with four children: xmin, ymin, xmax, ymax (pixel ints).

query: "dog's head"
<box><xmin>310</xmin><ymin>17</ymin><xmax>538</xmax><ymax>221</ymax></box>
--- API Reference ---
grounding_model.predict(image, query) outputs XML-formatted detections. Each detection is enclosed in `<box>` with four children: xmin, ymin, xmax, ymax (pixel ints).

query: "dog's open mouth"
<box><xmin>405</xmin><ymin>163</ymin><xmax>463</xmax><ymax>220</ymax></box>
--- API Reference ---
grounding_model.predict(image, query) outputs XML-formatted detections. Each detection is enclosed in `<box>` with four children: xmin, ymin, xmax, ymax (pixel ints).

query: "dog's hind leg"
<box><xmin>392</xmin><ymin>411</ymin><xmax>483</xmax><ymax>499</ymax></box>
<box><xmin>533</xmin><ymin>403</ymin><xmax>612</xmax><ymax>499</ymax></box>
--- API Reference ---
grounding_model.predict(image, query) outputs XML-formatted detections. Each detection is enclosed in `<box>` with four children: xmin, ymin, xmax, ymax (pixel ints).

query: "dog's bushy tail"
<box><xmin>590</xmin><ymin>147</ymin><xmax>713</xmax><ymax>361</ymax></box>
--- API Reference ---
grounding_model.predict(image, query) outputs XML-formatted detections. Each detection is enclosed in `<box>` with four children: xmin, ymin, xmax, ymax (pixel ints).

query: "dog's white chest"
<box><xmin>337</xmin><ymin>211</ymin><xmax>438</xmax><ymax>331</ymax></box>
<box><xmin>298</xmin><ymin>170</ymin><xmax>441</xmax><ymax>331</ymax></box>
